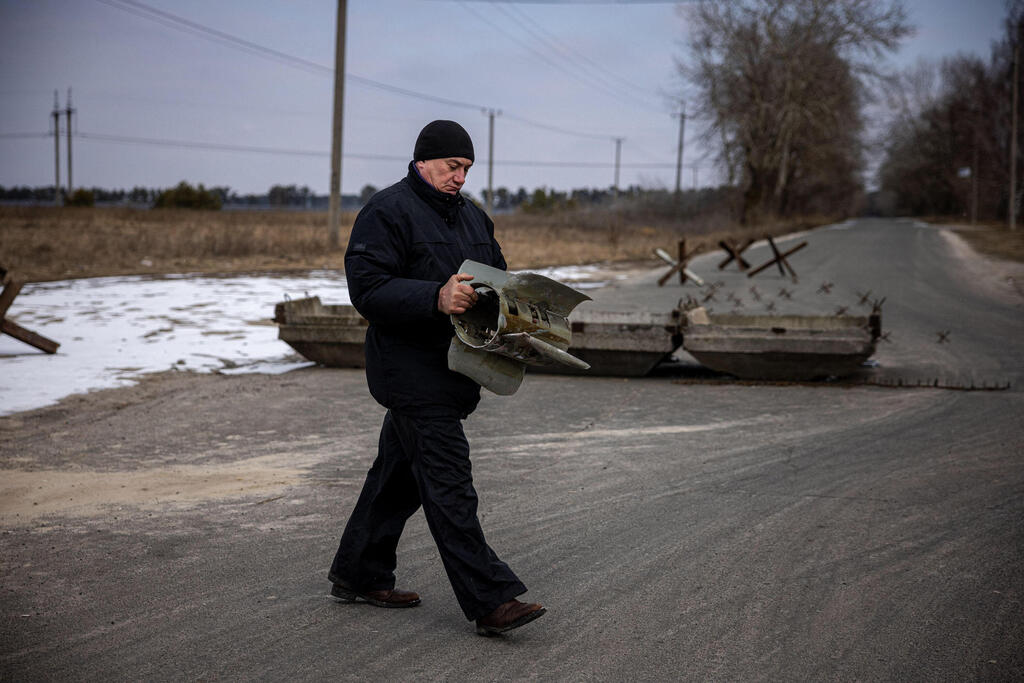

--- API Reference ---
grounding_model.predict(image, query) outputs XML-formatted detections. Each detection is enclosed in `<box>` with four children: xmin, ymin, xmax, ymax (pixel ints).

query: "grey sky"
<box><xmin>0</xmin><ymin>0</ymin><xmax>1010</xmax><ymax>197</ymax></box>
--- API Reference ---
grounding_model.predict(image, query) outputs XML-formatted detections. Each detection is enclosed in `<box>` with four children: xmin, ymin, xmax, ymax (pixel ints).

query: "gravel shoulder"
<box><xmin>2</xmin><ymin>219</ymin><xmax>1022</xmax><ymax>680</ymax></box>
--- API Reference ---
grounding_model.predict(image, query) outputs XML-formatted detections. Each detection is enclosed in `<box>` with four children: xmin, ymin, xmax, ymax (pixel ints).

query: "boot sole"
<box><xmin>330</xmin><ymin>583</ymin><xmax>421</xmax><ymax>608</ymax></box>
<box><xmin>476</xmin><ymin>607</ymin><xmax>547</xmax><ymax>636</ymax></box>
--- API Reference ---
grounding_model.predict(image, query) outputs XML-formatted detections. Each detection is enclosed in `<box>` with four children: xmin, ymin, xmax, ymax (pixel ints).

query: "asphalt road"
<box><xmin>2</xmin><ymin>218</ymin><xmax>1022</xmax><ymax>681</ymax></box>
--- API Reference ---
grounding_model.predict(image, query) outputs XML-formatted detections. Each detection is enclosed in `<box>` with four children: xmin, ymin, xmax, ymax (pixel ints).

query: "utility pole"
<box><xmin>971</xmin><ymin>134</ymin><xmax>978</xmax><ymax>226</ymax></box>
<box><xmin>1012</xmin><ymin>41</ymin><xmax>1020</xmax><ymax>232</ymax></box>
<box><xmin>327</xmin><ymin>0</ymin><xmax>347</xmax><ymax>249</ymax></box>
<box><xmin>613</xmin><ymin>137</ymin><xmax>623</xmax><ymax>199</ymax></box>
<box><xmin>52</xmin><ymin>91</ymin><xmax>61</xmax><ymax>206</ymax></box>
<box><xmin>674</xmin><ymin>109</ymin><xmax>686</xmax><ymax>198</ymax></box>
<box><xmin>65</xmin><ymin>87</ymin><xmax>74</xmax><ymax>198</ymax></box>
<box><xmin>484</xmin><ymin>108</ymin><xmax>500</xmax><ymax>214</ymax></box>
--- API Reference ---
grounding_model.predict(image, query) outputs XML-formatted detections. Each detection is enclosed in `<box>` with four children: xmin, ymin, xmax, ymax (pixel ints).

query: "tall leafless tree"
<box><xmin>877</xmin><ymin>3</ymin><xmax>1024</xmax><ymax>219</ymax></box>
<box><xmin>680</xmin><ymin>0</ymin><xmax>911</xmax><ymax>224</ymax></box>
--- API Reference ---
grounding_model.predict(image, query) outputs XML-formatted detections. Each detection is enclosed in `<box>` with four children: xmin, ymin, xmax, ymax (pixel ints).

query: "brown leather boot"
<box><xmin>475</xmin><ymin>599</ymin><xmax>546</xmax><ymax>636</ymax></box>
<box><xmin>331</xmin><ymin>582</ymin><xmax>421</xmax><ymax>608</ymax></box>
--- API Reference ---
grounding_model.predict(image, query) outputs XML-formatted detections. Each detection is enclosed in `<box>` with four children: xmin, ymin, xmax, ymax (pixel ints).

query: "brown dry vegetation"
<box><xmin>936</xmin><ymin>220</ymin><xmax>1024</xmax><ymax>265</ymax></box>
<box><xmin>2</xmin><ymin>205</ymin><xmax>840</xmax><ymax>283</ymax></box>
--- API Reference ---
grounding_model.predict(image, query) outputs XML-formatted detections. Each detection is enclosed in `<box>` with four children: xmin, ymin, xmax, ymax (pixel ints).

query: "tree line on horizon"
<box><xmin>0</xmin><ymin>180</ymin><xmax>736</xmax><ymax>218</ymax></box>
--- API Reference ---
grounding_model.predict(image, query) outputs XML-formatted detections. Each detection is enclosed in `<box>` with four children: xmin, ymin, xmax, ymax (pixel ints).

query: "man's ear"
<box><xmin>414</xmin><ymin>160</ymin><xmax>425</xmax><ymax>172</ymax></box>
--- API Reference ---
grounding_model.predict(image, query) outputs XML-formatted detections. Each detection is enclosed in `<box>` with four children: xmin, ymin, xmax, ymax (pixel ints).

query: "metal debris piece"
<box><xmin>718</xmin><ymin>238</ymin><xmax>754</xmax><ymax>271</ymax></box>
<box><xmin>654</xmin><ymin>240</ymin><xmax>704</xmax><ymax>287</ymax></box>
<box><xmin>448</xmin><ymin>260</ymin><xmax>591</xmax><ymax>395</ymax></box>
<box><xmin>747</xmin><ymin>237</ymin><xmax>807</xmax><ymax>279</ymax></box>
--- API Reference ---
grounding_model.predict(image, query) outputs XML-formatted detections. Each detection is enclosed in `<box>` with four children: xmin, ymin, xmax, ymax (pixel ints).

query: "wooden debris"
<box><xmin>0</xmin><ymin>267</ymin><xmax>60</xmax><ymax>354</ymax></box>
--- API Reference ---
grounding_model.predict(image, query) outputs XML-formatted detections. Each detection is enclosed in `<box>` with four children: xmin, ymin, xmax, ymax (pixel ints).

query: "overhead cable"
<box><xmin>93</xmin><ymin>0</ymin><xmax>484</xmax><ymax>110</ymax></box>
<box><xmin>41</xmin><ymin>130</ymin><xmax>678</xmax><ymax>168</ymax></box>
<box><xmin>494</xmin><ymin>3</ymin><xmax>664</xmax><ymax>109</ymax></box>
<box><xmin>456</xmin><ymin>0</ymin><xmax>662</xmax><ymax>112</ymax></box>
<box><xmin>94</xmin><ymin>0</ymin><xmax>646</xmax><ymax>130</ymax></box>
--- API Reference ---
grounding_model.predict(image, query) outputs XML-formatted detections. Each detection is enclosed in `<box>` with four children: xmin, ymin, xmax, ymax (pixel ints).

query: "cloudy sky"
<box><xmin>0</xmin><ymin>0</ymin><xmax>1011</xmax><ymax>198</ymax></box>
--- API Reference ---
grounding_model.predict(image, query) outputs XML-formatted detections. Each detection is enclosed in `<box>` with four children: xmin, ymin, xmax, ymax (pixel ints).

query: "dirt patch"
<box><xmin>0</xmin><ymin>453</ymin><xmax>308</xmax><ymax>527</ymax></box>
<box><xmin>0</xmin><ymin>369</ymin><xmax>380</xmax><ymax>529</ymax></box>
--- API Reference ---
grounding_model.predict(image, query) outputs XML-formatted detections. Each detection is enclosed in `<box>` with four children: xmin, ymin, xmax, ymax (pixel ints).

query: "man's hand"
<box><xmin>438</xmin><ymin>273</ymin><xmax>477</xmax><ymax>315</ymax></box>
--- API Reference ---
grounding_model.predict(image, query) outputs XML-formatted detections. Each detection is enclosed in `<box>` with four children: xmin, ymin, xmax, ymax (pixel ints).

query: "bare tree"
<box><xmin>680</xmin><ymin>0</ymin><xmax>911</xmax><ymax>224</ymax></box>
<box><xmin>877</xmin><ymin>3</ymin><xmax>1024</xmax><ymax>219</ymax></box>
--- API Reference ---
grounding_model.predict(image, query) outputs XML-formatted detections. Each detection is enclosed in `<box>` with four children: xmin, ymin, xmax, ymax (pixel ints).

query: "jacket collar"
<box><xmin>406</xmin><ymin>161</ymin><xmax>464</xmax><ymax>225</ymax></box>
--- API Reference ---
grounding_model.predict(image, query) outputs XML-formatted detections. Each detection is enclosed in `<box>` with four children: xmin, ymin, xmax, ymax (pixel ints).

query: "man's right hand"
<box><xmin>438</xmin><ymin>273</ymin><xmax>477</xmax><ymax>315</ymax></box>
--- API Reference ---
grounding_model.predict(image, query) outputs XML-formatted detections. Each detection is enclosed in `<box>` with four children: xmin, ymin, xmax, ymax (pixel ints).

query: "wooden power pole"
<box><xmin>327</xmin><ymin>0</ymin><xmax>347</xmax><ymax>249</ymax></box>
<box><xmin>52</xmin><ymin>91</ymin><xmax>61</xmax><ymax>205</ymax></box>
<box><xmin>1013</xmin><ymin>42</ymin><xmax>1020</xmax><ymax>232</ymax></box>
<box><xmin>613</xmin><ymin>137</ymin><xmax>623</xmax><ymax>199</ymax></box>
<box><xmin>65</xmin><ymin>87</ymin><xmax>74</xmax><ymax>198</ymax></box>
<box><xmin>674</xmin><ymin>109</ymin><xmax>686</xmax><ymax>198</ymax></box>
<box><xmin>484</xmin><ymin>108</ymin><xmax>500</xmax><ymax>214</ymax></box>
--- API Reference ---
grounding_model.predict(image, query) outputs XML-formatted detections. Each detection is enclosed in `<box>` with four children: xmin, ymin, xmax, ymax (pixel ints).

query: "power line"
<box><xmin>94</xmin><ymin>0</ymin><xmax>331</xmax><ymax>76</ymax></box>
<box><xmin>497</xmin><ymin>159</ymin><xmax>673</xmax><ymax>168</ymax></box>
<box><xmin>347</xmin><ymin>76</ymin><xmax>482</xmax><ymax>111</ymax></box>
<box><xmin>497</xmin><ymin>3</ymin><xmax>664</xmax><ymax>107</ymax></box>
<box><xmin>91</xmin><ymin>0</ymin><xmax>646</xmax><ymax>142</ymax></box>
<box><xmin>456</xmin><ymin>0</ymin><xmax>662</xmax><ymax>112</ymax></box>
<box><xmin>486</xmin><ymin>2</ymin><xmax>633</xmax><ymax>99</ymax></box>
<box><xmin>4</xmin><ymin>129</ymin><xmax>680</xmax><ymax>169</ymax></box>
<box><xmin>456</xmin><ymin>1</ymin><xmax>684</xmax><ymax>4</ymax></box>
<box><xmin>93</xmin><ymin>0</ymin><xmax>484</xmax><ymax>110</ymax></box>
<box><xmin>504</xmin><ymin>113</ymin><xmax>617</xmax><ymax>141</ymax></box>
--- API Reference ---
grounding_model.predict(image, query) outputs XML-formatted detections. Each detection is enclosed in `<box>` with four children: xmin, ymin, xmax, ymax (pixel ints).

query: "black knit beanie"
<box><xmin>413</xmin><ymin>120</ymin><xmax>475</xmax><ymax>162</ymax></box>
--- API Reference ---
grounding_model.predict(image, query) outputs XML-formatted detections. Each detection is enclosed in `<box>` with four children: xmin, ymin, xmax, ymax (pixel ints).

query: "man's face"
<box><xmin>415</xmin><ymin>157</ymin><xmax>473</xmax><ymax>195</ymax></box>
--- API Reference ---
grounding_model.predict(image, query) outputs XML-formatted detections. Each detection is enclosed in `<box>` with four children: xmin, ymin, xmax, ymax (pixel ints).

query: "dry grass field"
<box><xmin>0</xmin><ymin>205</ymin><xmax>813</xmax><ymax>283</ymax></box>
<box><xmin>944</xmin><ymin>222</ymin><xmax>1024</xmax><ymax>264</ymax></box>
<box><xmin>0</xmin><ymin>204</ymin><xmax>895</xmax><ymax>283</ymax></box>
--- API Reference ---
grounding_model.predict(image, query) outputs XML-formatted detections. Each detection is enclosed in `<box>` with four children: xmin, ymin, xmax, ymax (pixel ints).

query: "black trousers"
<box><xmin>328</xmin><ymin>410</ymin><xmax>526</xmax><ymax>620</ymax></box>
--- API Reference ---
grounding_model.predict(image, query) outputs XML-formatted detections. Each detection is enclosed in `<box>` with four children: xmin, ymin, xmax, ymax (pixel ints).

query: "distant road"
<box><xmin>2</xmin><ymin>218</ymin><xmax>1022</xmax><ymax>680</ymax></box>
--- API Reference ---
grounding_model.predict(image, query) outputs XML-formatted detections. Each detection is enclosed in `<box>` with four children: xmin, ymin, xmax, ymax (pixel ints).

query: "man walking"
<box><xmin>327</xmin><ymin>120</ymin><xmax>546</xmax><ymax>636</ymax></box>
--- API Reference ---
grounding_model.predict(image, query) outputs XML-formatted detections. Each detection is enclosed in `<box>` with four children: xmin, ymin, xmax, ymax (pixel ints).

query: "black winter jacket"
<box><xmin>344</xmin><ymin>163</ymin><xmax>507</xmax><ymax>417</ymax></box>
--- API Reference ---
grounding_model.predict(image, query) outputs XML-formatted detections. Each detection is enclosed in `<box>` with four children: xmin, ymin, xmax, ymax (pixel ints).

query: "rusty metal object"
<box><xmin>654</xmin><ymin>240</ymin><xmax>704</xmax><ymax>287</ymax></box>
<box><xmin>718</xmin><ymin>238</ymin><xmax>754</xmax><ymax>271</ymax></box>
<box><xmin>747</xmin><ymin>237</ymin><xmax>807</xmax><ymax>279</ymax></box>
